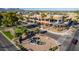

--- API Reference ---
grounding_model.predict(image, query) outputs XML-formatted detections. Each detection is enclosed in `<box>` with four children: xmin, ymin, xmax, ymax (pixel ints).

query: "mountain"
<box><xmin>0</xmin><ymin>8</ymin><xmax>6</xmax><ymax>11</ymax></box>
<box><xmin>0</xmin><ymin>8</ymin><xmax>25</xmax><ymax>12</ymax></box>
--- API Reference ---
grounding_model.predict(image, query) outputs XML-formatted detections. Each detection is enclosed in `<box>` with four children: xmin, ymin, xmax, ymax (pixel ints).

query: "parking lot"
<box><xmin>22</xmin><ymin>34</ymin><xmax>59</xmax><ymax>51</ymax></box>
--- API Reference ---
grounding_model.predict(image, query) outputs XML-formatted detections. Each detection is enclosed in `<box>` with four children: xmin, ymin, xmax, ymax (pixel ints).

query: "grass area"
<box><xmin>3</xmin><ymin>31</ymin><xmax>14</xmax><ymax>40</ymax></box>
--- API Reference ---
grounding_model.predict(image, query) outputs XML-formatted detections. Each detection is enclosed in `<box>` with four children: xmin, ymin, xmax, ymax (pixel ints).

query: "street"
<box><xmin>0</xmin><ymin>33</ymin><xmax>18</xmax><ymax>51</ymax></box>
<box><xmin>46</xmin><ymin>28</ymin><xmax>79</xmax><ymax>51</ymax></box>
<box><xmin>66</xmin><ymin>29</ymin><xmax>79</xmax><ymax>51</ymax></box>
<box><xmin>45</xmin><ymin>32</ymin><xmax>61</xmax><ymax>40</ymax></box>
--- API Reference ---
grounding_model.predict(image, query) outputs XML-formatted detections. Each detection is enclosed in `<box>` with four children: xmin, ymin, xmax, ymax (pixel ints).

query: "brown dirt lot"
<box><xmin>22</xmin><ymin>34</ymin><xmax>59</xmax><ymax>51</ymax></box>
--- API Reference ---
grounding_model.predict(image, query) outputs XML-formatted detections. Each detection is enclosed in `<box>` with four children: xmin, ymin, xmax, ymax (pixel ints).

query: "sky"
<box><xmin>22</xmin><ymin>8</ymin><xmax>79</xmax><ymax>11</ymax></box>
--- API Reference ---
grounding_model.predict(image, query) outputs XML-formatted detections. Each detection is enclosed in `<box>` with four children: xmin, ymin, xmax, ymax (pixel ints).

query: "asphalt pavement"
<box><xmin>0</xmin><ymin>33</ymin><xmax>18</xmax><ymax>51</ymax></box>
<box><xmin>40</xmin><ymin>28</ymin><xmax>79</xmax><ymax>51</ymax></box>
<box><xmin>45</xmin><ymin>32</ymin><xmax>61</xmax><ymax>40</ymax></box>
<box><xmin>66</xmin><ymin>29</ymin><xmax>79</xmax><ymax>51</ymax></box>
<box><xmin>41</xmin><ymin>28</ymin><xmax>79</xmax><ymax>51</ymax></box>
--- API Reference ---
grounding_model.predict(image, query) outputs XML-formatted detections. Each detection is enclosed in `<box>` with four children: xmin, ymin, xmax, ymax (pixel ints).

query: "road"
<box><xmin>45</xmin><ymin>31</ymin><xmax>72</xmax><ymax>49</ymax></box>
<box><xmin>66</xmin><ymin>29</ymin><xmax>79</xmax><ymax>51</ymax></box>
<box><xmin>44</xmin><ymin>29</ymin><xmax>79</xmax><ymax>51</ymax></box>
<box><xmin>45</xmin><ymin>32</ymin><xmax>61</xmax><ymax>40</ymax></box>
<box><xmin>45</xmin><ymin>28</ymin><xmax>79</xmax><ymax>51</ymax></box>
<box><xmin>0</xmin><ymin>33</ymin><xmax>18</xmax><ymax>51</ymax></box>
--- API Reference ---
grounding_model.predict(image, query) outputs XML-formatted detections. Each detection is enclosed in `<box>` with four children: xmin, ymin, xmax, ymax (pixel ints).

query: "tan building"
<box><xmin>52</xmin><ymin>15</ymin><xmax>64</xmax><ymax>24</ymax></box>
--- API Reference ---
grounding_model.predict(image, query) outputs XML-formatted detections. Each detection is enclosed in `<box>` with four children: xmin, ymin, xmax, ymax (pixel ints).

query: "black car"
<box><xmin>32</xmin><ymin>37</ymin><xmax>40</xmax><ymax>40</ymax></box>
<box><xmin>31</xmin><ymin>39</ymin><xmax>36</xmax><ymax>43</ymax></box>
<box><xmin>71</xmin><ymin>39</ymin><xmax>78</xmax><ymax>45</ymax></box>
<box><xmin>28</xmin><ymin>31</ymin><xmax>36</xmax><ymax>37</ymax></box>
<box><xmin>40</xmin><ymin>30</ymin><xmax>47</xmax><ymax>34</ymax></box>
<box><xmin>26</xmin><ymin>24</ymin><xmax>39</xmax><ymax>28</ymax></box>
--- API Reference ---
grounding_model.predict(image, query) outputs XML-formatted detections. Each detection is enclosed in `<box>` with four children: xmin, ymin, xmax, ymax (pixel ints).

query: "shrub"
<box><xmin>3</xmin><ymin>31</ymin><xmax>14</xmax><ymax>40</ymax></box>
<box><xmin>18</xmin><ymin>45</ymin><xmax>28</xmax><ymax>51</ymax></box>
<box><xmin>49</xmin><ymin>46</ymin><xmax>58</xmax><ymax>51</ymax></box>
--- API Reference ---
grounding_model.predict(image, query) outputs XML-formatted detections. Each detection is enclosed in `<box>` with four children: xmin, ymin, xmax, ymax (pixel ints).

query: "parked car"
<box><xmin>28</xmin><ymin>31</ymin><xmax>36</xmax><ymax>38</ymax></box>
<box><xmin>31</xmin><ymin>39</ymin><xmax>36</xmax><ymax>43</ymax></box>
<box><xmin>71</xmin><ymin>39</ymin><xmax>78</xmax><ymax>45</ymax></box>
<box><xmin>30</xmin><ymin>37</ymin><xmax>40</xmax><ymax>43</ymax></box>
<box><xmin>26</xmin><ymin>24</ymin><xmax>39</xmax><ymax>28</ymax></box>
<box><xmin>32</xmin><ymin>37</ymin><xmax>40</xmax><ymax>40</ymax></box>
<box><xmin>40</xmin><ymin>30</ymin><xmax>47</xmax><ymax>34</ymax></box>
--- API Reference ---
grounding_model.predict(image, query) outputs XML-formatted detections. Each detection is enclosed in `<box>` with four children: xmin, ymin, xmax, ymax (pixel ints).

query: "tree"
<box><xmin>17</xmin><ymin>14</ymin><xmax>24</xmax><ymax>21</ymax></box>
<box><xmin>0</xmin><ymin>13</ymin><xmax>3</xmax><ymax>26</ymax></box>
<box><xmin>49</xmin><ymin>46</ymin><xmax>58</xmax><ymax>51</ymax></box>
<box><xmin>15</xmin><ymin>27</ymin><xmax>29</xmax><ymax>37</ymax></box>
<box><xmin>3</xmin><ymin>12</ymin><xmax>19</xmax><ymax>27</ymax></box>
<box><xmin>41</xmin><ymin>13</ymin><xmax>47</xmax><ymax>20</ymax></box>
<box><xmin>35</xmin><ymin>28</ymin><xmax>40</xmax><ymax>33</ymax></box>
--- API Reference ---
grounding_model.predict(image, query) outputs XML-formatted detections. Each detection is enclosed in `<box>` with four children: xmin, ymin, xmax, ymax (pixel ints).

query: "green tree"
<box><xmin>0</xmin><ymin>13</ymin><xmax>3</xmax><ymax>26</ymax></box>
<box><xmin>3</xmin><ymin>12</ymin><xmax>19</xmax><ymax>27</ymax></box>
<box><xmin>41</xmin><ymin>13</ymin><xmax>47</xmax><ymax>20</ymax></box>
<box><xmin>15</xmin><ymin>27</ymin><xmax>29</xmax><ymax>37</ymax></box>
<box><xmin>35</xmin><ymin>28</ymin><xmax>40</xmax><ymax>33</ymax></box>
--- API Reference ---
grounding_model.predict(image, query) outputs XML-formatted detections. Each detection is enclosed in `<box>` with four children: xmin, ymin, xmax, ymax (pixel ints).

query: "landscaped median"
<box><xmin>0</xmin><ymin>31</ymin><xmax>20</xmax><ymax>50</ymax></box>
<box><xmin>3</xmin><ymin>31</ymin><xmax>14</xmax><ymax>40</ymax></box>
